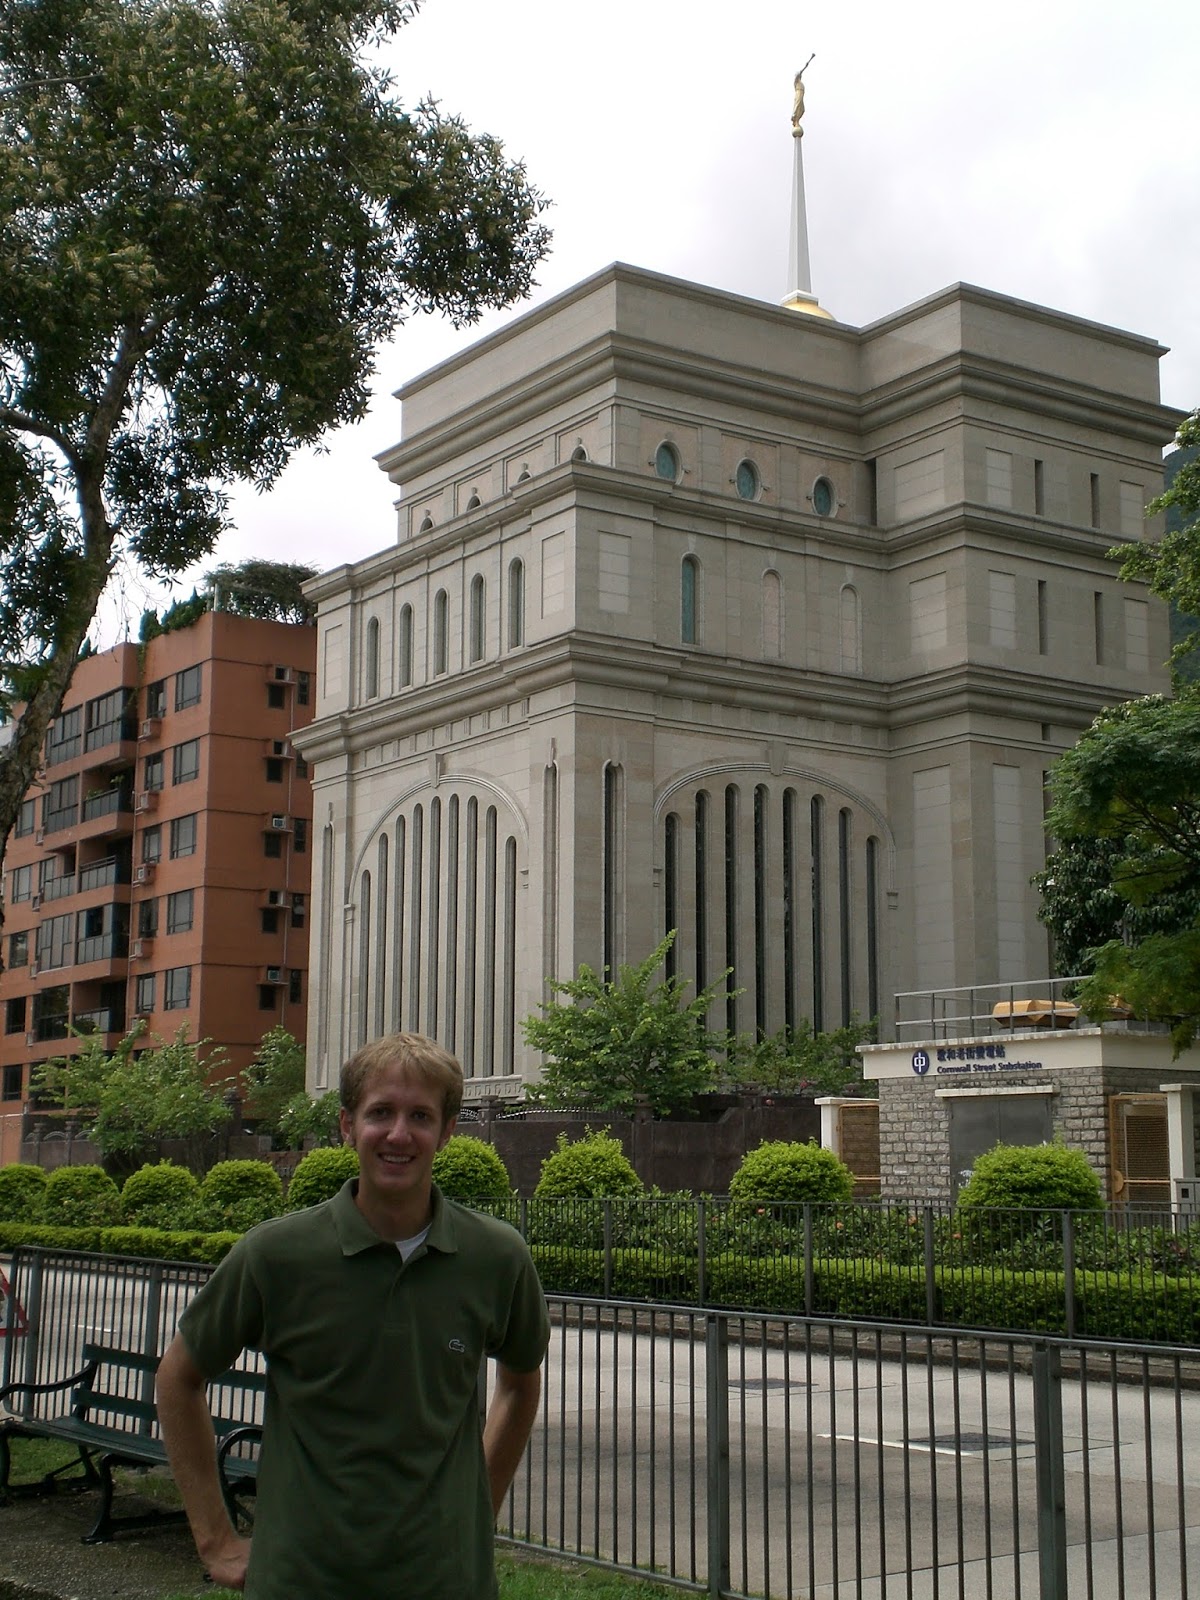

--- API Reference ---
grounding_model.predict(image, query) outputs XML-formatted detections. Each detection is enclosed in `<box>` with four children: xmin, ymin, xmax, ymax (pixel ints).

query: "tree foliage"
<box><xmin>1110</xmin><ymin>411</ymin><xmax>1200</xmax><ymax>672</ymax></box>
<box><xmin>1041</xmin><ymin>690</ymin><xmax>1200</xmax><ymax>1050</ymax></box>
<box><xmin>726</xmin><ymin>1019</ymin><xmax>876</xmax><ymax>1097</ymax></box>
<box><xmin>523</xmin><ymin>936</ymin><xmax>734</xmax><ymax>1116</ymax></box>
<box><xmin>206</xmin><ymin>559</ymin><xmax>320</xmax><ymax>625</ymax></box>
<box><xmin>277</xmin><ymin>1088</ymin><xmax>342</xmax><ymax>1149</ymax></box>
<box><xmin>31</xmin><ymin>1023</ymin><xmax>233</xmax><ymax>1169</ymax></box>
<box><xmin>0</xmin><ymin>0</ymin><xmax>549</xmax><ymax>881</ymax></box>
<box><xmin>241</xmin><ymin>1025</ymin><xmax>308</xmax><ymax>1141</ymax></box>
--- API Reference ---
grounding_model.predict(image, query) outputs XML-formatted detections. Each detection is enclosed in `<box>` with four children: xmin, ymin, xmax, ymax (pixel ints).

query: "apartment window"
<box><xmin>267</xmin><ymin>683</ymin><xmax>286</xmax><ymax>709</ymax></box>
<box><xmin>296</xmin><ymin>671</ymin><xmax>310</xmax><ymax>706</ymax></box>
<box><xmin>290</xmin><ymin>893</ymin><xmax>306</xmax><ymax>929</ymax></box>
<box><xmin>2</xmin><ymin>1064</ymin><xmax>21</xmax><ymax>1102</ymax></box>
<box><xmin>10</xmin><ymin>864</ymin><xmax>32</xmax><ymax>903</ymax></box>
<box><xmin>142</xmin><ymin>825</ymin><xmax>163</xmax><ymax>864</ymax></box>
<box><xmin>288</xmin><ymin>969</ymin><xmax>303</xmax><ymax>1004</ymax></box>
<box><xmin>174</xmin><ymin>664</ymin><xmax>202</xmax><ymax>711</ymax></box>
<box><xmin>43</xmin><ymin>775</ymin><xmax>79</xmax><ymax>833</ymax></box>
<box><xmin>85</xmin><ymin>687</ymin><xmax>132</xmax><ymax>751</ymax></box>
<box><xmin>14</xmin><ymin>798</ymin><xmax>35</xmax><ymax>837</ymax></box>
<box><xmin>265</xmin><ymin>757</ymin><xmax>284</xmax><ymax>783</ymax></box>
<box><xmin>166</xmin><ymin>889</ymin><xmax>194</xmax><ymax>934</ymax></box>
<box><xmin>145</xmin><ymin>679</ymin><xmax>167</xmax><ymax>718</ymax></box>
<box><xmin>262</xmin><ymin>908</ymin><xmax>279</xmax><ymax>934</ymax></box>
<box><xmin>137</xmin><ymin>899</ymin><xmax>158</xmax><ymax>938</ymax></box>
<box><xmin>172</xmin><ymin>740</ymin><xmax>199</xmax><ymax>784</ymax></box>
<box><xmin>259</xmin><ymin>985</ymin><xmax>278</xmax><ymax>1011</ymax></box>
<box><xmin>507</xmin><ymin>560</ymin><xmax>525</xmax><ymax>648</ymax></box>
<box><xmin>46</xmin><ymin>706</ymin><xmax>81</xmax><ymax>764</ymax></box>
<box><xmin>294</xmin><ymin>752</ymin><xmax>309</xmax><ymax>779</ymax></box>
<box><xmin>9</xmin><ymin>931</ymin><xmax>29</xmax><ymax>967</ymax></box>
<box><xmin>293</xmin><ymin>818</ymin><xmax>307</xmax><ymax>854</ymax></box>
<box><xmin>135</xmin><ymin>974</ymin><xmax>156</xmax><ymax>1014</ymax></box>
<box><xmin>143</xmin><ymin>752</ymin><xmax>164</xmax><ymax>791</ymax></box>
<box><xmin>164</xmin><ymin>966</ymin><xmax>192</xmax><ymax>1009</ymax></box>
<box><xmin>6</xmin><ymin>997</ymin><xmax>27</xmax><ymax>1035</ymax></box>
<box><xmin>264</xmin><ymin>832</ymin><xmax>283</xmax><ymax>859</ymax></box>
<box><xmin>170</xmin><ymin>813</ymin><xmax>198</xmax><ymax>858</ymax></box>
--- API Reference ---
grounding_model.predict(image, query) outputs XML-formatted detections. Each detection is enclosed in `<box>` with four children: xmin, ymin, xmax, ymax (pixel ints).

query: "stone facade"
<box><xmin>296</xmin><ymin>265</ymin><xmax>1179</xmax><ymax>1100</ymax></box>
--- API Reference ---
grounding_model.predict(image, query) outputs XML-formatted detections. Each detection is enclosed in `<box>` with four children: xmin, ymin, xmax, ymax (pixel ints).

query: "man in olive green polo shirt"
<box><xmin>157</xmin><ymin>1033</ymin><xmax>549</xmax><ymax>1599</ymax></box>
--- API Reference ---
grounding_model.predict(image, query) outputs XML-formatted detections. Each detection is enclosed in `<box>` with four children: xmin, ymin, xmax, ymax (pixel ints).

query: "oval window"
<box><xmin>812</xmin><ymin>477</ymin><xmax>835</xmax><ymax>517</ymax></box>
<box><xmin>735</xmin><ymin>459</ymin><xmax>760</xmax><ymax>500</ymax></box>
<box><xmin>655</xmin><ymin>442</ymin><xmax>681</xmax><ymax>482</ymax></box>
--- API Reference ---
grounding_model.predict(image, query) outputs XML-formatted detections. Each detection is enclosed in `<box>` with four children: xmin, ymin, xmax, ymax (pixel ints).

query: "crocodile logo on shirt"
<box><xmin>448</xmin><ymin>1337</ymin><xmax>467</xmax><ymax>1353</ymax></box>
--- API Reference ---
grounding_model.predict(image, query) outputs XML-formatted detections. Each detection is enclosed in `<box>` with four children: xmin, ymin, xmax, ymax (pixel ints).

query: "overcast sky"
<box><xmin>98</xmin><ymin>0</ymin><xmax>1200</xmax><ymax>638</ymax></box>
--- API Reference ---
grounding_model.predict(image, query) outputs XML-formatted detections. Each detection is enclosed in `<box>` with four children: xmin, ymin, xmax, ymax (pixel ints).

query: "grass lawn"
<box><xmin>6</xmin><ymin>1438</ymin><xmax>682</xmax><ymax>1598</ymax></box>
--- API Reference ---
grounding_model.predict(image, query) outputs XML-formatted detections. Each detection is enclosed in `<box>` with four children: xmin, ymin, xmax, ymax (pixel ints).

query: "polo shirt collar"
<box><xmin>329</xmin><ymin>1178</ymin><xmax>460</xmax><ymax>1256</ymax></box>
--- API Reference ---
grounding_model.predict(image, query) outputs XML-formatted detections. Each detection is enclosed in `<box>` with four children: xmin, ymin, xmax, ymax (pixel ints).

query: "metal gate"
<box><xmin>947</xmin><ymin>1091</ymin><xmax>1054</xmax><ymax>1195</ymax></box>
<box><xmin>1109</xmin><ymin>1092</ymin><xmax>1171</xmax><ymax>1210</ymax></box>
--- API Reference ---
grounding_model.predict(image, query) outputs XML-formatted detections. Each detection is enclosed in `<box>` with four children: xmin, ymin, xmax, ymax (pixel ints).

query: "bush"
<box><xmin>534</xmin><ymin>1129</ymin><xmax>643</xmax><ymax>1198</ymax></box>
<box><xmin>957</xmin><ymin>1141</ymin><xmax>1103</xmax><ymax>1213</ymax></box>
<box><xmin>729</xmin><ymin>1141</ymin><xmax>855</xmax><ymax>1206</ymax></box>
<box><xmin>119</xmin><ymin>1161</ymin><xmax>200</xmax><ymax>1230</ymax></box>
<box><xmin>41</xmin><ymin>1165</ymin><xmax>120</xmax><ymax>1228</ymax></box>
<box><xmin>197</xmin><ymin>1160</ymin><xmax>283</xmax><ymax>1232</ymax></box>
<box><xmin>431</xmin><ymin>1136</ymin><xmax>511</xmax><ymax>1200</ymax></box>
<box><xmin>0</xmin><ymin>1164</ymin><xmax>48</xmax><ymax>1223</ymax></box>
<box><xmin>286</xmin><ymin>1146</ymin><xmax>359</xmax><ymax>1211</ymax></box>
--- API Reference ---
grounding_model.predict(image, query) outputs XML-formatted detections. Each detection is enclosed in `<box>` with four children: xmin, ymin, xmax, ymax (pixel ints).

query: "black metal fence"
<box><xmin>4</xmin><ymin>1246</ymin><xmax>1200</xmax><ymax>1598</ymax></box>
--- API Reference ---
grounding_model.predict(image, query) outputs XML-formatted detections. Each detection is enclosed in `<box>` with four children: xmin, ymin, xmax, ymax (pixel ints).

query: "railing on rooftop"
<box><xmin>892</xmin><ymin>974</ymin><xmax>1166</xmax><ymax>1041</ymax></box>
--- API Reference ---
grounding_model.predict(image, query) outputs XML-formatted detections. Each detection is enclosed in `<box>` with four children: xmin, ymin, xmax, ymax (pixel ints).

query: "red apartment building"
<box><xmin>0</xmin><ymin>611</ymin><xmax>315</xmax><ymax>1163</ymax></box>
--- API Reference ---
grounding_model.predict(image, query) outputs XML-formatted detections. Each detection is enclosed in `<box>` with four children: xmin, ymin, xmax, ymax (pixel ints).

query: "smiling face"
<box><xmin>339</xmin><ymin>1062</ymin><xmax>457</xmax><ymax>1237</ymax></box>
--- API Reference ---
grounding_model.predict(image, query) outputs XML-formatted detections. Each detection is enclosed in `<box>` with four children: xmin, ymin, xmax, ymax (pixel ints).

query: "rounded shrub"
<box><xmin>729</xmin><ymin>1140</ymin><xmax>855</xmax><ymax>1206</ymax></box>
<box><xmin>286</xmin><ymin>1146</ymin><xmax>359</xmax><ymax>1211</ymax></box>
<box><xmin>197</xmin><ymin>1160</ymin><xmax>283</xmax><ymax>1233</ymax></box>
<box><xmin>957</xmin><ymin>1141</ymin><xmax>1102</xmax><ymax>1213</ymax></box>
<box><xmin>534</xmin><ymin>1129</ymin><xmax>643</xmax><ymax>1198</ymax></box>
<box><xmin>119</xmin><ymin>1161</ymin><xmax>200</xmax><ymax>1230</ymax></box>
<box><xmin>432</xmin><ymin>1136</ymin><xmax>511</xmax><ymax>1200</ymax></box>
<box><xmin>0</xmin><ymin>1163</ymin><xmax>48</xmax><ymax>1223</ymax></box>
<box><xmin>41</xmin><ymin>1164</ymin><xmax>121</xmax><ymax>1228</ymax></box>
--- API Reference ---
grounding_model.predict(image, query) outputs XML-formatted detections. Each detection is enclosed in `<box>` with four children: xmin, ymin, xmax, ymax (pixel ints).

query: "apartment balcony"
<box><xmin>77</xmin><ymin>856</ymin><xmax>131</xmax><ymax>894</ymax></box>
<box><xmin>73</xmin><ymin>1005</ymin><xmax>127</xmax><ymax>1039</ymax></box>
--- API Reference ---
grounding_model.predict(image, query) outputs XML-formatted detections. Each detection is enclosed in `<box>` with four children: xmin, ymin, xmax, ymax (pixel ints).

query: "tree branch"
<box><xmin>0</xmin><ymin>405</ymin><xmax>77</xmax><ymax>465</ymax></box>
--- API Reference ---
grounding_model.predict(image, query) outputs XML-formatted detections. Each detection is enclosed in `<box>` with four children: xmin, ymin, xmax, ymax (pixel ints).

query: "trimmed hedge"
<box><xmin>0</xmin><ymin>1164</ymin><xmax>48</xmax><ymax>1223</ymax></box>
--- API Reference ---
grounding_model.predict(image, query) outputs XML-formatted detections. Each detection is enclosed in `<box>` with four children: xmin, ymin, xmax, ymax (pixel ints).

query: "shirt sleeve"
<box><xmin>491</xmin><ymin>1242</ymin><xmax>550</xmax><ymax>1373</ymax></box>
<box><xmin>177</xmin><ymin>1234</ymin><xmax>268</xmax><ymax>1380</ymax></box>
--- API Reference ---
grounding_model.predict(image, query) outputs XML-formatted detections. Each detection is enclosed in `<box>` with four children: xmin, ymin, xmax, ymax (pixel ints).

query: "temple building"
<box><xmin>296</xmin><ymin>85</ymin><xmax>1179</xmax><ymax>1101</ymax></box>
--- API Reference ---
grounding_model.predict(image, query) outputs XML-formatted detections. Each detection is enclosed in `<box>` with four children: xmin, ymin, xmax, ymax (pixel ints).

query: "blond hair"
<box><xmin>339</xmin><ymin>1033</ymin><xmax>464</xmax><ymax>1123</ymax></box>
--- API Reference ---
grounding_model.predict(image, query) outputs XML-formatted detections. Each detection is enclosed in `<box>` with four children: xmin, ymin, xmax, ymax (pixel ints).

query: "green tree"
<box><xmin>727</xmin><ymin>1019</ymin><xmax>877</xmax><ymax>1097</ymax></box>
<box><xmin>0</xmin><ymin>0</ymin><xmax>549</xmax><ymax>892</ymax></box>
<box><xmin>277</xmin><ymin>1089</ymin><xmax>343</xmax><ymax>1150</ymax></box>
<box><xmin>32</xmin><ymin>1024</ymin><xmax>233</xmax><ymax>1171</ymax></box>
<box><xmin>523</xmin><ymin>936</ymin><xmax>734</xmax><ymax>1117</ymax></box>
<box><xmin>206</xmin><ymin>559</ymin><xmax>320</xmax><ymax>625</ymax></box>
<box><xmin>242</xmin><ymin>1026</ymin><xmax>308</xmax><ymax>1142</ymax></box>
<box><xmin>1042</xmin><ymin>690</ymin><xmax>1200</xmax><ymax>1051</ymax></box>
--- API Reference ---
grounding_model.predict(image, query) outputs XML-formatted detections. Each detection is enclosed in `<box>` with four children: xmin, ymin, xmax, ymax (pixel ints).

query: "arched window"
<box><xmin>419</xmin><ymin>513</ymin><xmax>434</xmax><ymax>533</ymax></box>
<box><xmin>655</xmin><ymin>441</ymin><xmax>681</xmax><ymax>482</ymax></box>
<box><xmin>398</xmin><ymin>604</ymin><xmax>413</xmax><ymax>688</ymax></box>
<box><xmin>762</xmin><ymin>569</ymin><xmax>782</xmax><ymax>658</ymax></box>
<box><xmin>571</xmin><ymin>445</ymin><xmax>588</xmax><ymax>463</ymax></box>
<box><xmin>840</xmin><ymin>584</ymin><xmax>861</xmax><ymax>674</ymax></box>
<box><xmin>365</xmin><ymin>616</ymin><xmax>380</xmax><ymax>699</ymax></box>
<box><xmin>681</xmin><ymin>555</ymin><xmax>699</xmax><ymax>645</ymax></box>
<box><xmin>735</xmin><ymin>459</ymin><xmax>760</xmax><ymax>500</ymax></box>
<box><xmin>508</xmin><ymin>558</ymin><xmax>525</xmax><ymax>648</ymax></box>
<box><xmin>465</xmin><ymin>492</ymin><xmax>481</xmax><ymax>511</ymax></box>
<box><xmin>469</xmin><ymin>574</ymin><xmax>485</xmax><ymax>664</ymax></box>
<box><xmin>433</xmin><ymin>589</ymin><xmax>448</xmax><ymax>676</ymax></box>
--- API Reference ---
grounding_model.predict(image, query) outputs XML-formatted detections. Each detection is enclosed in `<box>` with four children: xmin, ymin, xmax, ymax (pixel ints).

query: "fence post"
<box><xmin>924</xmin><ymin>1206</ymin><xmax>936</xmax><ymax>1327</ymax></box>
<box><xmin>603</xmin><ymin>1200</ymin><xmax>613</xmax><ymax>1300</ymax></box>
<box><xmin>705</xmin><ymin>1313</ymin><xmax>731</xmax><ymax>1599</ymax></box>
<box><xmin>697</xmin><ymin>1199</ymin><xmax>707</xmax><ymax>1307</ymax></box>
<box><xmin>18</xmin><ymin>1250</ymin><xmax>44</xmax><ymax>1407</ymax></box>
<box><xmin>1062</xmin><ymin>1213</ymin><xmax>1076</xmax><ymax>1340</ymax></box>
<box><xmin>803</xmin><ymin>1204</ymin><xmax>814</xmax><ymax>1317</ymax></box>
<box><xmin>1032</xmin><ymin>1343</ymin><xmax>1068</xmax><ymax>1600</ymax></box>
<box><xmin>140</xmin><ymin>1263</ymin><xmax>164</xmax><ymax>1435</ymax></box>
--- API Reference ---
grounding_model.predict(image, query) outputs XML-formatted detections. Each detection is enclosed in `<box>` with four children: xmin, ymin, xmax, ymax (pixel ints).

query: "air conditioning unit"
<box><xmin>25</xmin><ymin>1031</ymin><xmax>36</xmax><ymax>1047</ymax></box>
<box><xmin>139</xmin><ymin>717</ymin><xmax>161</xmax><ymax>740</ymax></box>
<box><xmin>268</xmin><ymin>665</ymin><xmax>294</xmax><ymax>684</ymax></box>
<box><xmin>135</xmin><ymin>791</ymin><xmax>158</xmax><ymax>813</ymax></box>
<box><xmin>265</xmin><ymin>888</ymin><xmax>285</xmax><ymax>907</ymax></box>
<box><xmin>134</xmin><ymin>863</ymin><xmax>156</xmax><ymax>885</ymax></box>
<box><xmin>30</xmin><ymin>894</ymin><xmax>41</xmax><ymax>911</ymax></box>
<box><xmin>264</xmin><ymin>965</ymin><xmax>284</xmax><ymax>985</ymax></box>
<box><xmin>269</xmin><ymin>814</ymin><xmax>289</xmax><ymax>831</ymax></box>
<box><xmin>271</xmin><ymin>739</ymin><xmax>287</xmax><ymax>757</ymax></box>
<box><xmin>131</xmin><ymin>937</ymin><xmax>153</xmax><ymax>958</ymax></box>
<box><xmin>29</xmin><ymin>963</ymin><xmax>39</xmax><ymax>978</ymax></box>
<box><xmin>34</xmin><ymin>829</ymin><xmax>44</xmax><ymax>845</ymax></box>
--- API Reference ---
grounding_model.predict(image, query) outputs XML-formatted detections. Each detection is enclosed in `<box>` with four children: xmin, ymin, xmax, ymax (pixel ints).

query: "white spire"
<box><xmin>781</xmin><ymin>62</ymin><xmax>834</xmax><ymax>320</ymax></box>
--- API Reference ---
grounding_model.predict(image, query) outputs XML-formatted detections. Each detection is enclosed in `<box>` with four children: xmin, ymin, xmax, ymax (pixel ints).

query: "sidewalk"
<box><xmin>0</xmin><ymin>1488</ymin><xmax>211</xmax><ymax>1600</ymax></box>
